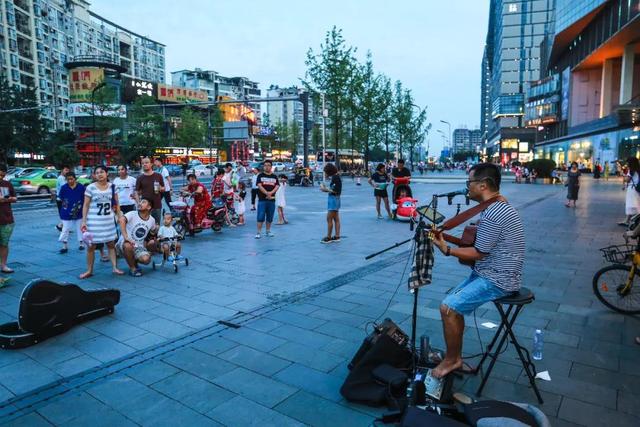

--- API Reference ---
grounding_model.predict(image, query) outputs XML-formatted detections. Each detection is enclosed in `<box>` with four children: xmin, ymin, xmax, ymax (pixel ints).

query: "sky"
<box><xmin>91</xmin><ymin>0</ymin><xmax>489</xmax><ymax>155</ymax></box>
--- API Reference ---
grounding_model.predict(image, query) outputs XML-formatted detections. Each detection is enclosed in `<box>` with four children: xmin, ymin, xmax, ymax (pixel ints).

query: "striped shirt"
<box><xmin>473</xmin><ymin>201</ymin><xmax>525</xmax><ymax>292</ymax></box>
<box><xmin>85</xmin><ymin>183</ymin><xmax>118</xmax><ymax>244</ymax></box>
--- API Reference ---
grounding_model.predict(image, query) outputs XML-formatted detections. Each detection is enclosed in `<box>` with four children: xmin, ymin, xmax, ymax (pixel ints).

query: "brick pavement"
<box><xmin>1</xmin><ymin>176</ymin><xmax>639</xmax><ymax>426</ymax></box>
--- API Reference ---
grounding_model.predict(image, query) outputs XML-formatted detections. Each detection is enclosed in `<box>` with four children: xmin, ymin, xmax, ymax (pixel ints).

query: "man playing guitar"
<box><xmin>431</xmin><ymin>163</ymin><xmax>525</xmax><ymax>378</ymax></box>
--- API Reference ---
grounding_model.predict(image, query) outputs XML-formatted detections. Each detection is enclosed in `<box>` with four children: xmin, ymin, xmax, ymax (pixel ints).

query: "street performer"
<box><xmin>431</xmin><ymin>163</ymin><xmax>525</xmax><ymax>378</ymax></box>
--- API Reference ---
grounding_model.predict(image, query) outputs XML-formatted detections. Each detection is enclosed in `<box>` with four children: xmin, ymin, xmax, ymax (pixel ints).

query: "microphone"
<box><xmin>437</xmin><ymin>188</ymin><xmax>468</xmax><ymax>198</ymax></box>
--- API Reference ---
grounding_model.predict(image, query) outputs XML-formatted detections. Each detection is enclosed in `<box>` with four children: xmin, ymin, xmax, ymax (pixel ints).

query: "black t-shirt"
<box><xmin>330</xmin><ymin>175</ymin><xmax>342</xmax><ymax>196</ymax></box>
<box><xmin>392</xmin><ymin>167</ymin><xmax>411</xmax><ymax>178</ymax></box>
<box><xmin>256</xmin><ymin>173</ymin><xmax>279</xmax><ymax>200</ymax></box>
<box><xmin>371</xmin><ymin>172</ymin><xmax>389</xmax><ymax>184</ymax></box>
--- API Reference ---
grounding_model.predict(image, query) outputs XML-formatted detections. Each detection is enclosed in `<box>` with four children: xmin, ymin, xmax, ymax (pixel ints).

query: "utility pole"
<box><xmin>300</xmin><ymin>91</ymin><xmax>309</xmax><ymax>168</ymax></box>
<box><xmin>321</xmin><ymin>92</ymin><xmax>326</xmax><ymax>168</ymax></box>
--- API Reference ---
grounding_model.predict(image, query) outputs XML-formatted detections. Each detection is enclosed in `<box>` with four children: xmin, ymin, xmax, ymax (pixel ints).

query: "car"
<box><xmin>249</xmin><ymin>162</ymin><xmax>262</xmax><ymax>171</ymax></box>
<box><xmin>273</xmin><ymin>162</ymin><xmax>286</xmax><ymax>172</ymax></box>
<box><xmin>283</xmin><ymin>162</ymin><xmax>295</xmax><ymax>171</ymax></box>
<box><xmin>166</xmin><ymin>165</ymin><xmax>183</xmax><ymax>176</ymax></box>
<box><xmin>5</xmin><ymin>167</ymin><xmax>45</xmax><ymax>181</ymax></box>
<box><xmin>10</xmin><ymin>170</ymin><xmax>91</xmax><ymax>195</ymax></box>
<box><xmin>186</xmin><ymin>165</ymin><xmax>211</xmax><ymax>177</ymax></box>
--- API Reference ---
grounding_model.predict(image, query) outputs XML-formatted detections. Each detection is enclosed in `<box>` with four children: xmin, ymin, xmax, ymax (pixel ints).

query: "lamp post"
<box><xmin>91</xmin><ymin>81</ymin><xmax>107</xmax><ymax>166</ymax></box>
<box><xmin>440</xmin><ymin>119</ymin><xmax>451</xmax><ymax>153</ymax></box>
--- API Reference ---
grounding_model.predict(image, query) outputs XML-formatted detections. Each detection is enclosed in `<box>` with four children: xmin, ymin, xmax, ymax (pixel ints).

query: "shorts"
<box><xmin>257</xmin><ymin>200</ymin><xmax>275</xmax><ymax>223</ymax></box>
<box><xmin>374</xmin><ymin>189</ymin><xmax>388</xmax><ymax>198</ymax></box>
<box><xmin>120</xmin><ymin>204</ymin><xmax>136</xmax><ymax>214</ymax></box>
<box><xmin>0</xmin><ymin>223</ymin><xmax>14</xmax><ymax>246</ymax></box>
<box><xmin>441</xmin><ymin>273</ymin><xmax>513</xmax><ymax>315</ymax></box>
<box><xmin>328</xmin><ymin>194</ymin><xmax>341</xmax><ymax>211</ymax></box>
<box><xmin>116</xmin><ymin>240</ymin><xmax>150</xmax><ymax>261</ymax></box>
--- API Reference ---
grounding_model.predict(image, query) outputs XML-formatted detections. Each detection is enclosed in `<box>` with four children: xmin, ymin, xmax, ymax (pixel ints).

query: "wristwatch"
<box><xmin>445</xmin><ymin>246</ymin><xmax>451</xmax><ymax>257</ymax></box>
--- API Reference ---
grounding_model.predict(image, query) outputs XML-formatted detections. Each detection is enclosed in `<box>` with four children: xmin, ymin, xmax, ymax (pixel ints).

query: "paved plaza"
<box><xmin>0</xmin><ymin>175</ymin><xmax>639</xmax><ymax>426</ymax></box>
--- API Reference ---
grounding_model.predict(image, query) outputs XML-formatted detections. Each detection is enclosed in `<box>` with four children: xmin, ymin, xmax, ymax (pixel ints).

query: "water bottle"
<box><xmin>532</xmin><ymin>329</ymin><xmax>543</xmax><ymax>360</ymax></box>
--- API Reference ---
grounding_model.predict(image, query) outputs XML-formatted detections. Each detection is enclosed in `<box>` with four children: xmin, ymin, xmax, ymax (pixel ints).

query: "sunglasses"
<box><xmin>465</xmin><ymin>177</ymin><xmax>495</xmax><ymax>189</ymax></box>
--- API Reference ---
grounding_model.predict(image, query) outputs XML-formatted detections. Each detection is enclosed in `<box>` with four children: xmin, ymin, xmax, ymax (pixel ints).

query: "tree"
<box><xmin>176</xmin><ymin>108</ymin><xmax>206</xmax><ymax>156</ymax></box>
<box><xmin>121</xmin><ymin>95</ymin><xmax>165</xmax><ymax>165</ymax></box>
<box><xmin>0</xmin><ymin>80</ymin><xmax>47</xmax><ymax>164</ymax></box>
<box><xmin>391</xmin><ymin>81</ymin><xmax>414</xmax><ymax>161</ymax></box>
<box><xmin>304</xmin><ymin>26</ymin><xmax>359</xmax><ymax>168</ymax></box>
<box><xmin>43</xmin><ymin>130</ymin><xmax>78</xmax><ymax>168</ymax></box>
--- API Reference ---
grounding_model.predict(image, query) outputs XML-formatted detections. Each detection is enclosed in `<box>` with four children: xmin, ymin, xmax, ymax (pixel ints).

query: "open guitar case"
<box><xmin>0</xmin><ymin>279</ymin><xmax>120</xmax><ymax>349</ymax></box>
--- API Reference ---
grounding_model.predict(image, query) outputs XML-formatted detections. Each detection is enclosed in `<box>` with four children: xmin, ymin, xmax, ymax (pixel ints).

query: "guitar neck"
<box><xmin>441</xmin><ymin>232</ymin><xmax>463</xmax><ymax>247</ymax></box>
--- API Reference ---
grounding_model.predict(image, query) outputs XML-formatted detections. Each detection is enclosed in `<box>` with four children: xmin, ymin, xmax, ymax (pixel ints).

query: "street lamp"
<box><xmin>91</xmin><ymin>81</ymin><xmax>107</xmax><ymax>166</ymax></box>
<box><xmin>440</xmin><ymin>120</ymin><xmax>451</xmax><ymax>153</ymax></box>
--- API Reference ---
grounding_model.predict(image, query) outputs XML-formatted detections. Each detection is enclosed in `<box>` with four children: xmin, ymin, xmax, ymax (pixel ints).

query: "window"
<box><xmin>508</xmin><ymin>3</ymin><xmax>518</xmax><ymax>13</ymax></box>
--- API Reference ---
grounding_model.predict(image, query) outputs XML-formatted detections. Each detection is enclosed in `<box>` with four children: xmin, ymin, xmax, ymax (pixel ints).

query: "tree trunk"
<box><xmin>385</xmin><ymin>122</ymin><xmax>389</xmax><ymax>163</ymax></box>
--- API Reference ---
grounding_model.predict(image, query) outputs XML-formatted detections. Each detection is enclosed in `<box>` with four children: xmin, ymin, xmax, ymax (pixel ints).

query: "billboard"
<box><xmin>68</xmin><ymin>103</ymin><xmax>127</xmax><ymax>118</ymax></box>
<box><xmin>123</xmin><ymin>77</ymin><xmax>157</xmax><ymax>102</ymax></box>
<box><xmin>561</xmin><ymin>67</ymin><xmax>570</xmax><ymax>120</ymax></box>
<box><xmin>157</xmin><ymin>84</ymin><xmax>207</xmax><ymax>103</ymax></box>
<box><xmin>69</xmin><ymin>67</ymin><xmax>105</xmax><ymax>102</ymax></box>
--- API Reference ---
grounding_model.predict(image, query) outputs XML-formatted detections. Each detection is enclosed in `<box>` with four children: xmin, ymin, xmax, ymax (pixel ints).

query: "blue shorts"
<box><xmin>328</xmin><ymin>194</ymin><xmax>341</xmax><ymax>211</ymax></box>
<box><xmin>257</xmin><ymin>200</ymin><xmax>275</xmax><ymax>223</ymax></box>
<box><xmin>442</xmin><ymin>273</ymin><xmax>512</xmax><ymax>315</ymax></box>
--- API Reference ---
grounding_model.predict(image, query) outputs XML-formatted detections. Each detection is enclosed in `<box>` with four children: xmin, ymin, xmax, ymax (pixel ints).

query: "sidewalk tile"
<box><xmin>559</xmin><ymin>397</ymin><xmax>640</xmax><ymax>427</ymax></box>
<box><xmin>271</xmin><ymin>342</ymin><xmax>344</xmax><ymax>373</ymax></box>
<box><xmin>162</xmin><ymin>348</ymin><xmax>234</xmax><ymax>382</ymax></box>
<box><xmin>274</xmin><ymin>364</ymin><xmax>344</xmax><ymax>402</ymax></box>
<box><xmin>124</xmin><ymin>360</ymin><xmax>180</xmax><ymax>386</ymax></box>
<box><xmin>151</xmin><ymin>371</ymin><xmax>234</xmax><ymax>414</ymax></box>
<box><xmin>275</xmin><ymin>390</ymin><xmax>373</xmax><ymax>427</ymax></box>
<box><xmin>207</xmin><ymin>396</ymin><xmax>304</xmax><ymax>427</ymax></box>
<box><xmin>218</xmin><ymin>345</ymin><xmax>291</xmax><ymax>376</ymax></box>
<box><xmin>213</xmin><ymin>367</ymin><xmax>297</xmax><ymax>408</ymax></box>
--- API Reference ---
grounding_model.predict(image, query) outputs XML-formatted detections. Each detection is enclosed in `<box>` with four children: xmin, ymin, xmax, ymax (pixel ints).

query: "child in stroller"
<box><xmin>391</xmin><ymin>177</ymin><xmax>418</xmax><ymax>221</ymax></box>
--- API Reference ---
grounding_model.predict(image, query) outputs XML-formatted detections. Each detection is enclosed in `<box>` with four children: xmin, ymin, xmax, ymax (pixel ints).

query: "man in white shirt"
<box><xmin>117</xmin><ymin>198</ymin><xmax>157</xmax><ymax>277</ymax></box>
<box><xmin>154</xmin><ymin>158</ymin><xmax>172</xmax><ymax>207</ymax></box>
<box><xmin>113</xmin><ymin>165</ymin><xmax>137</xmax><ymax>214</ymax></box>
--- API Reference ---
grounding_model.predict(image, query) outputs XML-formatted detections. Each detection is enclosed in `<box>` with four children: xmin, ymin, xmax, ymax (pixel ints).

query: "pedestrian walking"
<box><xmin>276</xmin><ymin>174</ymin><xmax>288</xmax><ymax>225</ymax></box>
<box><xmin>368</xmin><ymin>163</ymin><xmax>392</xmax><ymax>219</ymax></box>
<box><xmin>0</xmin><ymin>164</ymin><xmax>17</xmax><ymax>274</ymax></box>
<box><xmin>80</xmin><ymin>166</ymin><xmax>124</xmax><ymax>279</ymax></box>
<box><xmin>255</xmin><ymin>160</ymin><xmax>279</xmax><ymax>239</ymax></box>
<box><xmin>54</xmin><ymin>165</ymin><xmax>70</xmax><ymax>231</ymax></box>
<box><xmin>565</xmin><ymin>161</ymin><xmax>581</xmax><ymax>208</ymax></box>
<box><xmin>250</xmin><ymin>167</ymin><xmax>259</xmax><ymax>211</ymax></box>
<box><xmin>135</xmin><ymin>157</ymin><xmax>164</xmax><ymax>225</ymax></box>
<box><xmin>154</xmin><ymin>158</ymin><xmax>172</xmax><ymax>208</ymax></box>
<box><xmin>113</xmin><ymin>165</ymin><xmax>137</xmax><ymax>214</ymax></box>
<box><xmin>57</xmin><ymin>172</ymin><xmax>86</xmax><ymax>254</ymax></box>
<box><xmin>320</xmin><ymin>163</ymin><xmax>342</xmax><ymax>243</ymax></box>
<box><xmin>620</xmin><ymin>157</ymin><xmax>640</xmax><ymax>226</ymax></box>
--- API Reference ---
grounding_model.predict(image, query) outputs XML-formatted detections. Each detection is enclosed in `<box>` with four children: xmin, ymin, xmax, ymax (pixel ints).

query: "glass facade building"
<box><xmin>554</xmin><ymin>0</ymin><xmax>607</xmax><ymax>34</ymax></box>
<box><xmin>481</xmin><ymin>0</ymin><xmax>556</xmax><ymax>164</ymax></box>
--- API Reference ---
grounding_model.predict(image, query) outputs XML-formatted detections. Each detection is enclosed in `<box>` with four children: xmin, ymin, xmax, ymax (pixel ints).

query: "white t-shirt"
<box><xmin>223</xmin><ymin>172</ymin><xmax>234</xmax><ymax>194</ymax></box>
<box><xmin>113</xmin><ymin>176</ymin><xmax>137</xmax><ymax>206</ymax></box>
<box><xmin>158</xmin><ymin>225</ymin><xmax>178</xmax><ymax>239</ymax></box>
<box><xmin>122</xmin><ymin>211</ymin><xmax>156</xmax><ymax>247</ymax></box>
<box><xmin>159</xmin><ymin>167</ymin><xmax>171</xmax><ymax>191</ymax></box>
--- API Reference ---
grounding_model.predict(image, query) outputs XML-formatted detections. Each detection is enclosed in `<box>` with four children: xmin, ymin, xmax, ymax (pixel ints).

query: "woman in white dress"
<box><xmin>275</xmin><ymin>174</ymin><xmax>288</xmax><ymax>225</ymax></box>
<box><xmin>622</xmin><ymin>157</ymin><xmax>640</xmax><ymax>226</ymax></box>
<box><xmin>80</xmin><ymin>166</ymin><xmax>124</xmax><ymax>279</ymax></box>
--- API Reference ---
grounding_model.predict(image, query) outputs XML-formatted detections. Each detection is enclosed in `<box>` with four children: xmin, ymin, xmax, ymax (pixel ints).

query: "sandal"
<box><xmin>112</xmin><ymin>269</ymin><xmax>125</xmax><ymax>276</ymax></box>
<box><xmin>1</xmin><ymin>267</ymin><xmax>14</xmax><ymax>274</ymax></box>
<box><xmin>79</xmin><ymin>272</ymin><xmax>93</xmax><ymax>279</ymax></box>
<box><xmin>128</xmin><ymin>269</ymin><xmax>142</xmax><ymax>277</ymax></box>
<box><xmin>100</xmin><ymin>256</ymin><xmax>109</xmax><ymax>262</ymax></box>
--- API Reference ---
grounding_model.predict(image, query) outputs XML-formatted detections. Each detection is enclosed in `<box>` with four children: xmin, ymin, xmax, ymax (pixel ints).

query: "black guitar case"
<box><xmin>0</xmin><ymin>279</ymin><xmax>120</xmax><ymax>349</ymax></box>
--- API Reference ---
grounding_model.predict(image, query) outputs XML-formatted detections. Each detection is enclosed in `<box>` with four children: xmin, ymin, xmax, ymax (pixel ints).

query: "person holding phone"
<box><xmin>0</xmin><ymin>164</ymin><xmax>17</xmax><ymax>274</ymax></box>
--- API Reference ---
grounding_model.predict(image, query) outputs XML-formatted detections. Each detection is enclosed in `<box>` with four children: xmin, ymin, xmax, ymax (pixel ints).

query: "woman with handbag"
<box><xmin>564</xmin><ymin>162</ymin><xmax>581</xmax><ymax>208</ymax></box>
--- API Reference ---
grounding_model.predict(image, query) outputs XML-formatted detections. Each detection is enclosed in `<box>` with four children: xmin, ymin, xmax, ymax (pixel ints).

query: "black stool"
<box><xmin>475</xmin><ymin>287</ymin><xmax>544</xmax><ymax>404</ymax></box>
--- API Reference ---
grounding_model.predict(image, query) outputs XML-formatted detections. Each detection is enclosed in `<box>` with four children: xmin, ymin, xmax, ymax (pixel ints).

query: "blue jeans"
<box><xmin>442</xmin><ymin>273</ymin><xmax>512</xmax><ymax>315</ymax></box>
<box><xmin>257</xmin><ymin>200</ymin><xmax>275</xmax><ymax>223</ymax></box>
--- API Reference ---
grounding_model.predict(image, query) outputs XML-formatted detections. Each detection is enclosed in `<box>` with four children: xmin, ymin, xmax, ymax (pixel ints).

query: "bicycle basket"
<box><xmin>599</xmin><ymin>244</ymin><xmax>635</xmax><ymax>263</ymax></box>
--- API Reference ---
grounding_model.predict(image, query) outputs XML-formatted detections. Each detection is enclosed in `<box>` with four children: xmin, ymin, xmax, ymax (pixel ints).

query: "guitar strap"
<box><xmin>438</xmin><ymin>195</ymin><xmax>503</xmax><ymax>232</ymax></box>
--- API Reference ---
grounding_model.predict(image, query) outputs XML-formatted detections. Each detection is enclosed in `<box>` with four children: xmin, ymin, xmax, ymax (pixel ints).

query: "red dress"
<box><xmin>188</xmin><ymin>182</ymin><xmax>211</xmax><ymax>228</ymax></box>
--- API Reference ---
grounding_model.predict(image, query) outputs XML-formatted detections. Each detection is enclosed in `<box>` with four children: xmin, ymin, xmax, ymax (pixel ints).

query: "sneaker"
<box><xmin>377</xmin><ymin>214</ymin><xmax>383</xmax><ymax>219</ymax></box>
<box><xmin>55</xmin><ymin>224</ymin><xmax>62</xmax><ymax>232</ymax></box>
<box><xmin>332</xmin><ymin>236</ymin><xmax>341</xmax><ymax>242</ymax></box>
<box><xmin>128</xmin><ymin>269</ymin><xmax>142</xmax><ymax>277</ymax></box>
<box><xmin>78</xmin><ymin>245</ymin><xmax>85</xmax><ymax>251</ymax></box>
<box><xmin>321</xmin><ymin>237</ymin><xmax>332</xmax><ymax>244</ymax></box>
<box><xmin>59</xmin><ymin>248</ymin><xmax>68</xmax><ymax>254</ymax></box>
<box><xmin>266</xmin><ymin>232</ymin><xmax>275</xmax><ymax>237</ymax></box>
<box><xmin>255</xmin><ymin>233</ymin><xmax>262</xmax><ymax>239</ymax></box>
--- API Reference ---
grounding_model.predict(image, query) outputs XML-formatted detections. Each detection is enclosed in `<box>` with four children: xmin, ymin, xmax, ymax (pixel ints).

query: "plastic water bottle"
<box><xmin>532</xmin><ymin>329</ymin><xmax>543</xmax><ymax>360</ymax></box>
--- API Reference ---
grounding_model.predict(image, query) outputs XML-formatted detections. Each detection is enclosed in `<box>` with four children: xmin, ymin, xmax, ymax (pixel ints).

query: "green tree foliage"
<box><xmin>304</xmin><ymin>26</ymin><xmax>359</xmax><ymax>168</ymax></box>
<box><xmin>43</xmin><ymin>131</ymin><xmax>78</xmax><ymax>168</ymax></box>
<box><xmin>121</xmin><ymin>95</ymin><xmax>165</xmax><ymax>165</ymax></box>
<box><xmin>176</xmin><ymin>107</ymin><xmax>206</xmax><ymax>152</ymax></box>
<box><xmin>0</xmin><ymin>79</ymin><xmax>47</xmax><ymax>164</ymax></box>
<box><xmin>526</xmin><ymin>158</ymin><xmax>556</xmax><ymax>178</ymax></box>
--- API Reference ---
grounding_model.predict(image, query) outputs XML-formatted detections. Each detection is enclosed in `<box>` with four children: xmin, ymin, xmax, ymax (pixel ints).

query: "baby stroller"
<box><xmin>391</xmin><ymin>177</ymin><xmax>418</xmax><ymax>222</ymax></box>
<box><xmin>152</xmin><ymin>236</ymin><xmax>188</xmax><ymax>273</ymax></box>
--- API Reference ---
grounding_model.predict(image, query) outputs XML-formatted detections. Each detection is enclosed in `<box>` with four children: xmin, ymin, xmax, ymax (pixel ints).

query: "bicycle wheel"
<box><xmin>593</xmin><ymin>264</ymin><xmax>640</xmax><ymax>314</ymax></box>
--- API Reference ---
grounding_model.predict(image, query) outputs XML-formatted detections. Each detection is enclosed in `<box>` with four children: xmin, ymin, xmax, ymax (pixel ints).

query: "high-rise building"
<box><xmin>452</xmin><ymin>128</ymin><xmax>470</xmax><ymax>153</ymax></box>
<box><xmin>171</xmin><ymin>68</ymin><xmax>261</xmax><ymax>123</ymax></box>
<box><xmin>470</xmin><ymin>129</ymin><xmax>483</xmax><ymax>153</ymax></box>
<box><xmin>481</xmin><ymin>0</ymin><xmax>556</xmax><ymax>164</ymax></box>
<box><xmin>530</xmin><ymin>0</ymin><xmax>640</xmax><ymax>167</ymax></box>
<box><xmin>0</xmin><ymin>0</ymin><xmax>165</xmax><ymax>131</ymax></box>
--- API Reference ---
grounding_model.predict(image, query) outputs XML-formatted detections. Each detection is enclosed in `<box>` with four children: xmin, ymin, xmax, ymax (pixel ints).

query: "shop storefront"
<box><xmin>154</xmin><ymin>147</ymin><xmax>219</xmax><ymax>165</ymax></box>
<box><xmin>488</xmin><ymin>139</ymin><xmax>534</xmax><ymax>165</ymax></box>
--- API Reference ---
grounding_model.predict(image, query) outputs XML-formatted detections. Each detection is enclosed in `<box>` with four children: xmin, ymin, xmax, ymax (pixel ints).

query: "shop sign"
<box><xmin>157</xmin><ymin>84</ymin><xmax>207</xmax><ymax>103</ymax></box>
<box><xmin>69</xmin><ymin>67</ymin><xmax>105</xmax><ymax>102</ymax></box>
<box><xmin>154</xmin><ymin>147</ymin><xmax>217</xmax><ymax>156</ymax></box>
<box><xmin>123</xmin><ymin>78</ymin><xmax>157</xmax><ymax>102</ymax></box>
<box><xmin>13</xmin><ymin>152</ymin><xmax>44</xmax><ymax>160</ymax></box>
<box><xmin>518</xmin><ymin>142</ymin><xmax>529</xmax><ymax>153</ymax></box>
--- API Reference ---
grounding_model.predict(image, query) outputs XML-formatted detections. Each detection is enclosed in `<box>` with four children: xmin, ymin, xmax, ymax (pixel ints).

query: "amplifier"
<box><xmin>348</xmin><ymin>318</ymin><xmax>409</xmax><ymax>370</ymax></box>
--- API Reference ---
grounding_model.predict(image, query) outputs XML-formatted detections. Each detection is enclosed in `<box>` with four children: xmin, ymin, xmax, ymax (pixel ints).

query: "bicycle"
<box><xmin>593</xmin><ymin>239</ymin><xmax>640</xmax><ymax>314</ymax></box>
